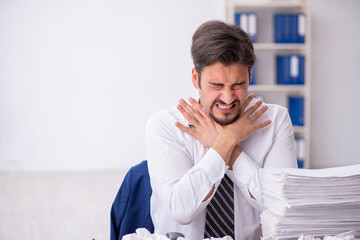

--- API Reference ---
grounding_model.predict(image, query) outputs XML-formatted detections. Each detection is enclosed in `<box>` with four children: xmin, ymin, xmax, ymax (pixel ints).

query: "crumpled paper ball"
<box><xmin>122</xmin><ymin>228</ymin><xmax>234</xmax><ymax>240</ymax></box>
<box><xmin>298</xmin><ymin>230</ymin><xmax>355</xmax><ymax>240</ymax></box>
<box><xmin>122</xmin><ymin>228</ymin><xmax>169</xmax><ymax>240</ymax></box>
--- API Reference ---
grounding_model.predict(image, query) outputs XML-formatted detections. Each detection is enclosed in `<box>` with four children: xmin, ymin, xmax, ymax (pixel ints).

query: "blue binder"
<box><xmin>295</xmin><ymin>137</ymin><xmax>305</xmax><ymax>168</ymax></box>
<box><xmin>235</xmin><ymin>12</ymin><xmax>242</xmax><ymax>26</ymax></box>
<box><xmin>298</xmin><ymin>56</ymin><xmax>305</xmax><ymax>84</ymax></box>
<box><xmin>290</xmin><ymin>14</ymin><xmax>297</xmax><ymax>43</ymax></box>
<box><xmin>297</xmin><ymin>159</ymin><xmax>304</xmax><ymax>168</ymax></box>
<box><xmin>250</xmin><ymin>63</ymin><xmax>256</xmax><ymax>85</ymax></box>
<box><xmin>274</xmin><ymin>14</ymin><xmax>282</xmax><ymax>43</ymax></box>
<box><xmin>297</xmin><ymin>13</ymin><xmax>306</xmax><ymax>43</ymax></box>
<box><xmin>277</xmin><ymin>55</ymin><xmax>289</xmax><ymax>84</ymax></box>
<box><xmin>284</xmin><ymin>14</ymin><xmax>290</xmax><ymax>43</ymax></box>
<box><xmin>274</xmin><ymin>13</ymin><xmax>306</xmax><ymax>43</ymax></box>
<box><xmin>234</xmin><ymin>12</ymin><xmax>257</xmax><ymax>43</ymax></box>
<box><xmin>288</xmin><ymin>96</ymin><xmax>304</xmax><ymax>126</ymax></box>
<box><xmin>276</xmin><ymin>55</ymin><xmax>305</xmax><ymax>85</ymax></box>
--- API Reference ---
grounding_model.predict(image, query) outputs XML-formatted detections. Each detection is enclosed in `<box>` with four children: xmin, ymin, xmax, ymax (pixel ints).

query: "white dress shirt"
<box><xmin>146</xmin><ymin>100</ymin><xmax>297</xmax><ymax>240</ymax></box>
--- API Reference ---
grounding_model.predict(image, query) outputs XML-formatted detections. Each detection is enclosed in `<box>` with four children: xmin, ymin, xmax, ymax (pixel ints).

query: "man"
<box><xmin>146</xmin><ymin>20</ymin><xmax>297</xmax><ymax>240</ymax></box>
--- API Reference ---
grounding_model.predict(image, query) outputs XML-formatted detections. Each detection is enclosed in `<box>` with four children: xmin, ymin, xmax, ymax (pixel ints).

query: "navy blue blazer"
<box><xmin>110</xmin><ymin>160</ymin><xmax>154</xmax><ymax>240</ymax></box>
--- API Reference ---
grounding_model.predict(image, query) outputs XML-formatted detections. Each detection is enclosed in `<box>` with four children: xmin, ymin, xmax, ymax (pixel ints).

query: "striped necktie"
<box><xmin>204</xmin><ymin>174</ymin><xmax>235</xmax><ymax>239</ymax></box>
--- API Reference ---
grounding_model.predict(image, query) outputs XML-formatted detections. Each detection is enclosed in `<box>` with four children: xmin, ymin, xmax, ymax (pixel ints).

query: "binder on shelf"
<box><xmin>276</xmin><ymin>55</ymin><xmax>305</xmax><ymax>85</ymax></box>
<box><xmin>235</xmin><ymin>12</ymin><xmax>257</xmax><ymax>43</ymax></box>
<box><xmin>288</xmin><ymin>96</ymin><xmax>304</xmax><ymax>126</ymax></box>
<box><xmin>295</xmin><ymin>137</ymin><xmax>305</xmax><ymax>168</ymax></box>
<box><xmin>298</xmin><ymin>13</ymin><xmax>306</xmax><ymax>43</ymax></box>
<box><xmin>284</xmin><ymin>14</ymin><xmax>290</xmax><ymax>43</ymax></box>
<box><xmin>274</xmin><ymin>14</ymin><xmax>282</xmax><ymax>43</ymax></box>
<box><xmin>277</xmin><ymin>55</ymin><xmax>289</xmax><ymax>84</ymax></box>
<box><xmin>274</xmin><ymin>13</ymin><xmax>306</xmax><ymax>43</ymax></box>
<box><xmin>250</xmin><ymin>63</ymin><xmax>256</xmax><ymax>85</ymax></box>
<box><xmin>290</xmin><ymin>14</ymin><xmax>297</xmax><ymax>43</ymax></box>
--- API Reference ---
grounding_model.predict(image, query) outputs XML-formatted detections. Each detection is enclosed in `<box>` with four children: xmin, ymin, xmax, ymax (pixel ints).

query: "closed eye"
<box><xmin>232</xmin><ymin>81</ymin><xmax>246</xmax><ymax>90</ymax></box>
<box><xmin>209</xmin><ymin>82</ymin><xmax>224</xmax><ymax>90</ymax></box>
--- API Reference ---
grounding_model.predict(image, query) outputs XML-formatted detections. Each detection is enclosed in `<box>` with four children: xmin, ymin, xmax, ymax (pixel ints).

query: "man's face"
<box><xmin>192</xmin><ymin>62</ymin><xmax>251</xmax><ymax>126</ymax></box>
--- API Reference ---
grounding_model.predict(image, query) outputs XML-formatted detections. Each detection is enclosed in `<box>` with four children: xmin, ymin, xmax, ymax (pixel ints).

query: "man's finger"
<box><xmin>188</xmin><ymin>97</ymin><xmax>206</xmax><ymax>116</ymax></box>
<box><xmin>252</xmin><ymin>120</ymin><xmax>272</xmax><ymax>131</ymax></box>
<box><xmin>179</xmin><ymin>99</ymin><xmax>205</xmax><ymax>124</ymax></box>
<box><xmin>249</xmin><ymin>104</ymin><xmax>268</xmax><ymax>122</ymax></box>
<box><xmin>245</xmin><ymin>100</ymin><xmax>263</xmax><ymax>117</ymax></box>
<box><xmin>241</xmin><ymin>93</ymin><xmax>255</xmax><ymax>112</ymax></box>
<box><xmin>188</xmin><ymin>97</ymin><xmax>215</xmax><ymax>127</ymax></box>
<box><xmin>175</xmin><ymin>122</ymin><xmax>197</xmax><ymax>137</ymax></box>
<box><xmin>177</xmin><ymin>104</ymin><xmax>199</xmax><ymax>125</ymax></box>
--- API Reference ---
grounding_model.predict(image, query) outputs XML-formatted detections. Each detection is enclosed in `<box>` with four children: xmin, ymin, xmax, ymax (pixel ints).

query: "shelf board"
<box><xmin>254</xmin><ymin>43</ymin><xmax>306</xmax><ymax>51</ymax></box>
<box><xmin>249</xmin><ymin>85</ymin><xmax>305</xmax><ymax>93</ymax></box>
<box><xmin>232</xmin><ymin>1</ymin><xmax>305</xmax><ymax>10</ymax></box>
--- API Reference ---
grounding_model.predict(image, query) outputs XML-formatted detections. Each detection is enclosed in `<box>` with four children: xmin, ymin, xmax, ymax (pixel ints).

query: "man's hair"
<box><xmin>191</xmin><ymin>20</ymin><xmax>256</xmax><ymax>87</ymax></box>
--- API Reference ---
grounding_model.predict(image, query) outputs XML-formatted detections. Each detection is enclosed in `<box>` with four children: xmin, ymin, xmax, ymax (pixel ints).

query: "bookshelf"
<box><xmin>225</xmin><ymin>0</ymin><xmax>311</xmax><ymax>168</ymax></box>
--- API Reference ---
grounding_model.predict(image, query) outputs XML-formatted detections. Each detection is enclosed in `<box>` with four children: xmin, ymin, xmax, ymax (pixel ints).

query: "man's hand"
<box><xmin>175</xmin><ymin>97</ymin><xmax>218</xmax><ymax>148</ymax></box>
<box><xmin>212</xmin><ymin>94</ymin><xmax>271</xmax><ymax>164</ymax></box>
<box><xmin>220</xmin><ymin>94</ymin><xmax>272</xmax><ymax>145</ymax></box>
<box><xmin>175</xmin><ymin>94</ymin><xmax>271</xmax><ymax>165</ymax></box>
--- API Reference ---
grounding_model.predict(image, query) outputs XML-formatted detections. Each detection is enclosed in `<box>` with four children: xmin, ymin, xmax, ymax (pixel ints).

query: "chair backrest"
<box><xmin>110</xmin><ymin>160</ymin><xmax>154</xmax><ymax>240</ymax></box>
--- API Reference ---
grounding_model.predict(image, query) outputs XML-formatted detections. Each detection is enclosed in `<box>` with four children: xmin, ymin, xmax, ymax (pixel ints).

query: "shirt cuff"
<box><xmin>196</xmin><ymin>148</ymin><xmax>228</xmax><ymax>184</ymax></box>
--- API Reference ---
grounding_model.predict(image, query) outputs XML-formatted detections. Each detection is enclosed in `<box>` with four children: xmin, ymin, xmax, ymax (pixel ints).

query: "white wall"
<box><xmin>0</xmin><ymin>0</ymin><xmax>224</xmax><ymax>171</ymax></box>
<box><xmin>310</xmin><ymin>0</ymin><xmax>360</xmax><ymax>168</ymax></box>
<box><xmin>0</xmin><ymin>0</ymin><xmax>359</xmax><ymax>171</ymax></box>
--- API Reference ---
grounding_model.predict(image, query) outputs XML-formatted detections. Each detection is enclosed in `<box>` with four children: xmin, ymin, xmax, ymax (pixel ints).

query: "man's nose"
<box><xmin>220</xmin><ymin>88</ymin><xmax>235</xmax><ymax>104</ymax></box>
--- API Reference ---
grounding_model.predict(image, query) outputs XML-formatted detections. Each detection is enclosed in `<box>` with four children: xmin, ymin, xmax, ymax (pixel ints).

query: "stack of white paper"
<box><xmin>260</xmin><ymin>164</ymin><xmax>360</xmax><ymax>240</ymax></box>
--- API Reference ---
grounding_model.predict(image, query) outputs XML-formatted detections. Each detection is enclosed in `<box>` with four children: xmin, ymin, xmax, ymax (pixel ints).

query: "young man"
<box><xmin>146</xmin><ymin>20</ymin><xmax>297</xmax><ymax>240</ymax></box>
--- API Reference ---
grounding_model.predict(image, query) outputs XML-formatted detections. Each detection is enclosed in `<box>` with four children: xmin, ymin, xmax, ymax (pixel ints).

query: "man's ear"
<box><xmin>192</xmin><ymin>68</ymin><xmax>200</xmax><ymax>89</ymax></box>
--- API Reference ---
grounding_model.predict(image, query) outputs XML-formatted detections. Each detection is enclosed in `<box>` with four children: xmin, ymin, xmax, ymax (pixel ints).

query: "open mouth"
<box><xmin>215</xmin><ymin>102</ymin><xmax>237</xmax><ymax>114</ymax></box>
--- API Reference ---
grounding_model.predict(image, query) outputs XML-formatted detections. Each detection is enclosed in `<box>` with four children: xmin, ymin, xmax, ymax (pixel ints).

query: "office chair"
<box><xmin>110</xmin><ymin>160</ymin><xmax>154</xmax><ymax>240</ymax></box>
